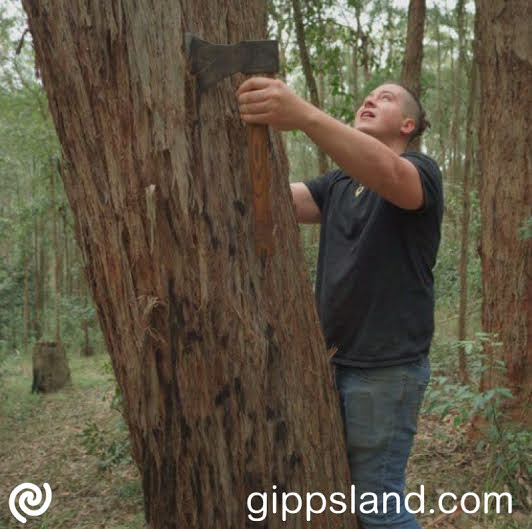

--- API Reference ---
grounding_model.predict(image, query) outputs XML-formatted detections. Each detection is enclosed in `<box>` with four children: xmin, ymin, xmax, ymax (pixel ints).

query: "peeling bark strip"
<box><xmin>22</xmin><ymin>2</ymin><xmax>355</xmax><ymax>528</ymax></box>
<box><xmin>474</xmin><ymin>0</ymin><xmax>531</xmax><ymax>397</ymax></box>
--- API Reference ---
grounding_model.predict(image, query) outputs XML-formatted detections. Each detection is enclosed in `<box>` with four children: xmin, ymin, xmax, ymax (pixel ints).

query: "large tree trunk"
<box><xmin>401</xmin><ymin>0</ymin><xmax>426</xmax><ymax>151</ymax></box>
<box><xmin>474</xmin><ymin>1</ymin><xmax>531</xmax><ymax>407</ymax></box>
<box><xmin>23</xmin><ymin>2</ymin><xmax>354</xmax><ymax>528</ymax></box>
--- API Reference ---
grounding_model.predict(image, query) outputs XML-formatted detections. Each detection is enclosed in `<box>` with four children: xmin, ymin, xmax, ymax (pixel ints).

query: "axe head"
<box><xmin>185</xmin><ymin>33</ymin><xmax>279</xmax><ymax>91</ymax></box>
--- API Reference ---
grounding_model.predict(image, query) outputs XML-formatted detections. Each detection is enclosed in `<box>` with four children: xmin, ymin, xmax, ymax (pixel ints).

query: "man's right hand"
<box><xmin>290</xmin><ymin>183</ymin><xmax>321</xmax><ymax>224</ymax></box>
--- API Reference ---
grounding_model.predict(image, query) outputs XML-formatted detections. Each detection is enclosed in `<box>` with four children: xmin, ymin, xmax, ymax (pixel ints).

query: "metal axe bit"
<box><xmin>185</xmin><ymin>33</ymin><xmax>280</xmax><ymax>259</ymax></box>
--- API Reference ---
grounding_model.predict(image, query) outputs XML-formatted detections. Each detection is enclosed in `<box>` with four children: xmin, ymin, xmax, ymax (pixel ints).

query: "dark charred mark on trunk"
<box><xmin>265</xmin><ymin>405</ymin><xmax>276</xmax><ymax>421</ymax></box>
<box><xmin>223</xmin><ymin>405</ymin><xmax>233</xmax><ymax>441</ymax></box>
<box><xmin>208</xmin><ymin>462</ymin><xmax>215</xmax><ymax>490</ymax></box>
<box><xmin>185</xmin><ymin>330</ymin><xmax>202</xmax><ymax>342</ymax></box>
<box><xmin>215</xmin><ymin>383</ymin><xmax>230</xmax><ymax>406</ymax></box>
<box><xmin>180</xmin><ymin>416</ymin><xmax>191</xmax><ymax>451</ymax></box>
<box><xmin>233</xmin><ymin>376</ymin><xmax>244</xmax><ymax>408</ymax></box>
<box><xmin>202</xmin><ymin>210</ymin><xmax>219</xmax><ymax>249</ymax></box>
<box><xmin>274</xmin><ymin>420</ymin><xmax>287</xmax><ymax>443</ymax></box>
<box><xmin>191</xmin><ymin>464</ymin><xmax>203</xmax><ymax>518</ymax></box>
<box><xmin>233</xmin><ymin>199</ymin><xmax>246</xmax><ymax>216</ymax></box>
<box><xmin>289</xmin><ymin>450</ymin><xmax>302</xmax><ymax>471</ymax></box>
<box><xmin>220</xmin><ymin>332</ymin><xmax>229</xmax><ymax>349</ymax></box>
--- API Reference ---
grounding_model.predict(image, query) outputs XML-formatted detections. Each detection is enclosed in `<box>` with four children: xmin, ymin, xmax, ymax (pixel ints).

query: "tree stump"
<box><xmin>31</xmin><ymin>341</ymin><xmax>71</xmax><ymax>393</ymax></box>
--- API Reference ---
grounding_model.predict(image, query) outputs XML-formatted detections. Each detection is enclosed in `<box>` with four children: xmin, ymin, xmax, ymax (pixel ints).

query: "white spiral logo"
<box><xmin>8</xmin><ymin>483</ymin><xmax>52</xmax><ymax>523</ymax></box>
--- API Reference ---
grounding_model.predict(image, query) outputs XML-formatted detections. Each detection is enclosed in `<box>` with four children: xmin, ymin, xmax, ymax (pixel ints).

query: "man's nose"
<box><xmin>363</xmin><ymin>96</ymin><xmax>376</xmax><ymax>107</ymax></box>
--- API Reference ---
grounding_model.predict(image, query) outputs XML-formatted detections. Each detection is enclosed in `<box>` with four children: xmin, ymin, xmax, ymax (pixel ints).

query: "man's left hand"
<box><xmin>236</xmin><ymin>77</ymin><xmax>313</xmax><ymax>131</ymax></box>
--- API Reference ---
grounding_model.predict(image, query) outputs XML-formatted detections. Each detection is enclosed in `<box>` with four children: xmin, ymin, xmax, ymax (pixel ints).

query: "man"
<box><xmin>237</xmin><ymin>78</ymin><xmax>443</xmax><ymax>528</ymax></box>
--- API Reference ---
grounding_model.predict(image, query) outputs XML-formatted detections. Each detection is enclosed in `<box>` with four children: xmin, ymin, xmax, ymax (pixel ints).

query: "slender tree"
<box><xmin>48</xmin><ymin>160</ymin><xmax>61</xmax><ymax>342</ymax></box>
<box><xmin>457</xmin><ymin>60</ymin><xmax>476</xmax><ymax>386</ymax></box>
<box><xmin>350</xmin><ymin>3</ymin><xmax>361</xmax><ymax>110</ymax></box>
<box><xmin>291</xmin><ymin>0</ymin><xmax>329</xmax><ymax>174</ymax></box>
<box><xmin>401</xmin><ymin>0</ymin><xmax>426</xmax><ymax>151</ymax></box>
<box><xmin>22</xmin><ymin>1</ymin><xmax>355</xmax><ymax>527</ymax></box>
<box><xmin>446</xmin><ymin>0</ymin><xmax>466</xmax><ymax>189</ymax></box>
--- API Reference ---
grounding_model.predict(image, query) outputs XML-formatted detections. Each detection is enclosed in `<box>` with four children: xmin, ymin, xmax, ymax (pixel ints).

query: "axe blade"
<box><xmin>185</xmin><ymin>33</ymin><xmax>279</xmax><ymax>90</ymax></box>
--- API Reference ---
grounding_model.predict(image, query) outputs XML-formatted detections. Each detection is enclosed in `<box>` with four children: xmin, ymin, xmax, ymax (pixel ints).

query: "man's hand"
<box><xmin>236</xmin><ymin>77</ymin><xmax>313</xmax><ymax>131</ymax></box>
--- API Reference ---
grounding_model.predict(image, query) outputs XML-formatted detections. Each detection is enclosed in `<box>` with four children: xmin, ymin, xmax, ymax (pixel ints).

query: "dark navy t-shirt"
<box><xmin>304</xmin><ymin>151</ymin><xmax>443</xmax><ymax>367</ymax></box>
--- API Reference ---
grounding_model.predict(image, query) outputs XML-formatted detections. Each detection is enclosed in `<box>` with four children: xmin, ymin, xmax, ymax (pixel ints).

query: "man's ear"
<box><xmin>400</xmin><ymin>117</ymin><xmax>416</xmax><ymax>137</ymax></box>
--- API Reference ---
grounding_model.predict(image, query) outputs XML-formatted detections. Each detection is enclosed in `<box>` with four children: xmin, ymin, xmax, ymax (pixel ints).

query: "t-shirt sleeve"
<box><xmin>303</xmin><ymin>171</ymin><xmax>335</xmax><ymax>212</ymax></box>
<box><xmin>401</xmin><ymin>152</ymin><xmax>443</xmax><ymax>213</ymax></box>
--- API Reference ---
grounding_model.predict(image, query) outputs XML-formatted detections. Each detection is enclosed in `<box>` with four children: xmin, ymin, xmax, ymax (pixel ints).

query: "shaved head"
<box><xmin>354</xmin><ymin>81</ymin><xmax>430</xmax><ymax>150</ymax></box>
<box><xmin>385</xmin><ymin>82</ymin><xmax>430</xmax><ymax>143</ymax></box>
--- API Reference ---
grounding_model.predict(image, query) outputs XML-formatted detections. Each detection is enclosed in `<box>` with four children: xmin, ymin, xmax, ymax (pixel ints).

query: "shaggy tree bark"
<box><xmin>23</xmin><ymin>1</ymin><xmax>355</xmax><ymax>528</ymax></box>
<box><xmin>474</xmin><ymin>0</ymin><xmax>531</xmax><ymax>405</ymax></box>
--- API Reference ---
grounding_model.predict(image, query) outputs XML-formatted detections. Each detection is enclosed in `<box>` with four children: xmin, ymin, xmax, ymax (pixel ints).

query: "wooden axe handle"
<box><xmin>247</xmin><ymin>74</ymin><xmax>274</xmax><ymax>258</ymax></box>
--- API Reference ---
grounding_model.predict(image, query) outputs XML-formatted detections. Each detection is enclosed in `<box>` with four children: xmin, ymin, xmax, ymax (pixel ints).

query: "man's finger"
<box><xmin>236</xmin><ymin>77</ymin><xmax>274</xmax><ymax>96</ymax></box>
<box><xmin>240</xmin><ymin>112</ymin><xmax>271</xmax><ymax>125</ymax></box>
<box><xmin>238</xmin><ymin>88</ymin><xmax>269</xmax><ymax>105</ymax></box>
<box><xmin>240</xmin><ymin>101</ymin><xmax>270</xmax><ymax>115</ymax></box>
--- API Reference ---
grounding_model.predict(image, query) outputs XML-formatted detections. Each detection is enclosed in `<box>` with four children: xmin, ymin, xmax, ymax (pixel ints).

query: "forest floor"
<box><xmin>0</xmin><ymin>347</ymin><xmax>529</xmax><ymax>529</ymax></box>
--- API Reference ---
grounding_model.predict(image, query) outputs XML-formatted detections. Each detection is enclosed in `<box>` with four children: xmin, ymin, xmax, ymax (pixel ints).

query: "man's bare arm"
<box><xmin>290</xmin><ymin>182</ymin><xmax>321</xmax><ymax>223</ymax></box>
<box><xmin>237</xmin><ymin>78</ymin><xmax>424</xmax><ymax>210</ymax></box>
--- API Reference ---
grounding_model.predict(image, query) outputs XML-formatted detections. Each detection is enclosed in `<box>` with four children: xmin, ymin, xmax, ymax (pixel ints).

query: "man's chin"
<box><xmin>354</xmin><ymin>124</ymin><xmax>378</xmax><ymax>138</ymax></box>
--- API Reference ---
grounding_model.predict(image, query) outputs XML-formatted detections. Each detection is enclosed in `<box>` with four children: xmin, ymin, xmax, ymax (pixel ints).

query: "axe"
<box><xmin>185</xmin><ymin>34</ymin><xmax>279</xmax><ymax>258</ymax></box>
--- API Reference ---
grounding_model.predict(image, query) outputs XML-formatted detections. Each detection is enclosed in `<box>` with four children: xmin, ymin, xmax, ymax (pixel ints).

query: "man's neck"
<box><xmin>378</xmin><ymin>137</ymin><xmax>408</xmax><ymax>155</ymax></box>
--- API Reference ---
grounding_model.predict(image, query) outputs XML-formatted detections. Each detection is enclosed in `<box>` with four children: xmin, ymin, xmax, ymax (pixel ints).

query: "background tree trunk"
<box><xmin>49</xmin><ymin>159</ymin><xmax>61</xmax><ymax>342</ymax></box>
<box><xmin>474</xmin><ymin>0</ymin><xmax>531</xmax><ymax>407</ymax></box>
<box><xmin>23</xmin><ymin>246</ymin><xmax>30</xmax><ymax>351</ymax></box>
<box><xmin>457</xmin><ymin>60</ymin><xmax>476</xmax><ymax>386</ymax></box>
<box><xmin>401</xmin><ymin>0</ymin><xmax>426</xmax><ymax>151</ymax></box>
<box><xmin>446</xmin><ymin>0</ymin><xmax>466</xmax><ymax>191</ymax></box>
<box><xmin>291</xmin><ymin>0</ymin><xmax>329</xmax><ymax>175</ymax></box>
<box><xmin>32</xmin><ymin>214</ymin><xmax>44</xmax><ymax>340</ymax></box>
<box><xmin>22</xmin><ymin>1</ymin><xmax>354</xmax><ymax>528</ymax></box>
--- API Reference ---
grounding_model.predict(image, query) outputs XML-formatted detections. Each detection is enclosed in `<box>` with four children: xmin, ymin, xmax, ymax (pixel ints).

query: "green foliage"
<box><xmin>78</xmin><ymin>360</ymin><xmax>130</xmax><ymax>472</ymax></box>
<box><xmin>481</xmin><ymin>425</ymin><xmax>531</xmax><ymax>509</ymax></box>
<box><xmin>424</xmin><ymin>332</ymin><xmax>530</xmax><ymax>508</ymax></box>
<box><xmin>75</xmin><ymin>355</ymin><xmax>132</xmax><ymax>472</ymax></box>
<box><xmin>518</xmin><ymin>217</ymin><xmax>532</xmax><ymax>240</ymax></box>
<box><xmin>424</xmin><ymin>332</ymin><xmax>503</xmax><ymax>421</ymax></box>
<box><xmin>78</xmin><ymin>419</ymin><xmax>132</xmax><ymax>472</ymax></box>
<box><xmin>59</xmin><ymin>295</ymin><xmax>98</xmax><ymax>351</ymax></box>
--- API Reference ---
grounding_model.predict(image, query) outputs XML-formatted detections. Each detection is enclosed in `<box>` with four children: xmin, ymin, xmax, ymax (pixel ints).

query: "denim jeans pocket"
<box><xmin>342</xmin><ymin>378</ymin><xmax>404</xmax><ymax>450</ymax></box>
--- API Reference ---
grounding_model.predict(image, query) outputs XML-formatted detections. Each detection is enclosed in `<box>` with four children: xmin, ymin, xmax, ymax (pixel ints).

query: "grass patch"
<box><xmin>0</xmin><ymin>347</ymin><xmax>145</xmax><ymax>529</ymax></box>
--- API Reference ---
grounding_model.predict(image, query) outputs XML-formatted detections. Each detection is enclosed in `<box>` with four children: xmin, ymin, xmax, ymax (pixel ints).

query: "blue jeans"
<box><xmin>335</xmin><ymin>355</ymin><xmax>430</xmax><ymax>529</ymax></box>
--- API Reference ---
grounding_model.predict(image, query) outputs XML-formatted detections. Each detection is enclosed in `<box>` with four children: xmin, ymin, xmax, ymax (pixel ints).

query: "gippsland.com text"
<box><xmin>246</xmin><ymin>485</ymin><xmax>512</xmax><ymax>522</ymax></box>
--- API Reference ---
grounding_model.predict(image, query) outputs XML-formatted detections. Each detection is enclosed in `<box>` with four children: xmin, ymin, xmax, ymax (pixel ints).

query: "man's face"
<box><xmin>353</xmin><ymin>84</ymin><xmax>415</xmax><ymax>144</ymax></box>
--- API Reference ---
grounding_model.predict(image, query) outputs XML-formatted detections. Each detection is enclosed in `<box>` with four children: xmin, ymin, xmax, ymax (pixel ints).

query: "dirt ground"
<box><xmin>0</xmin><ymin>351</ymin><xmax>529</xmax><ymax>529</ymax></box>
